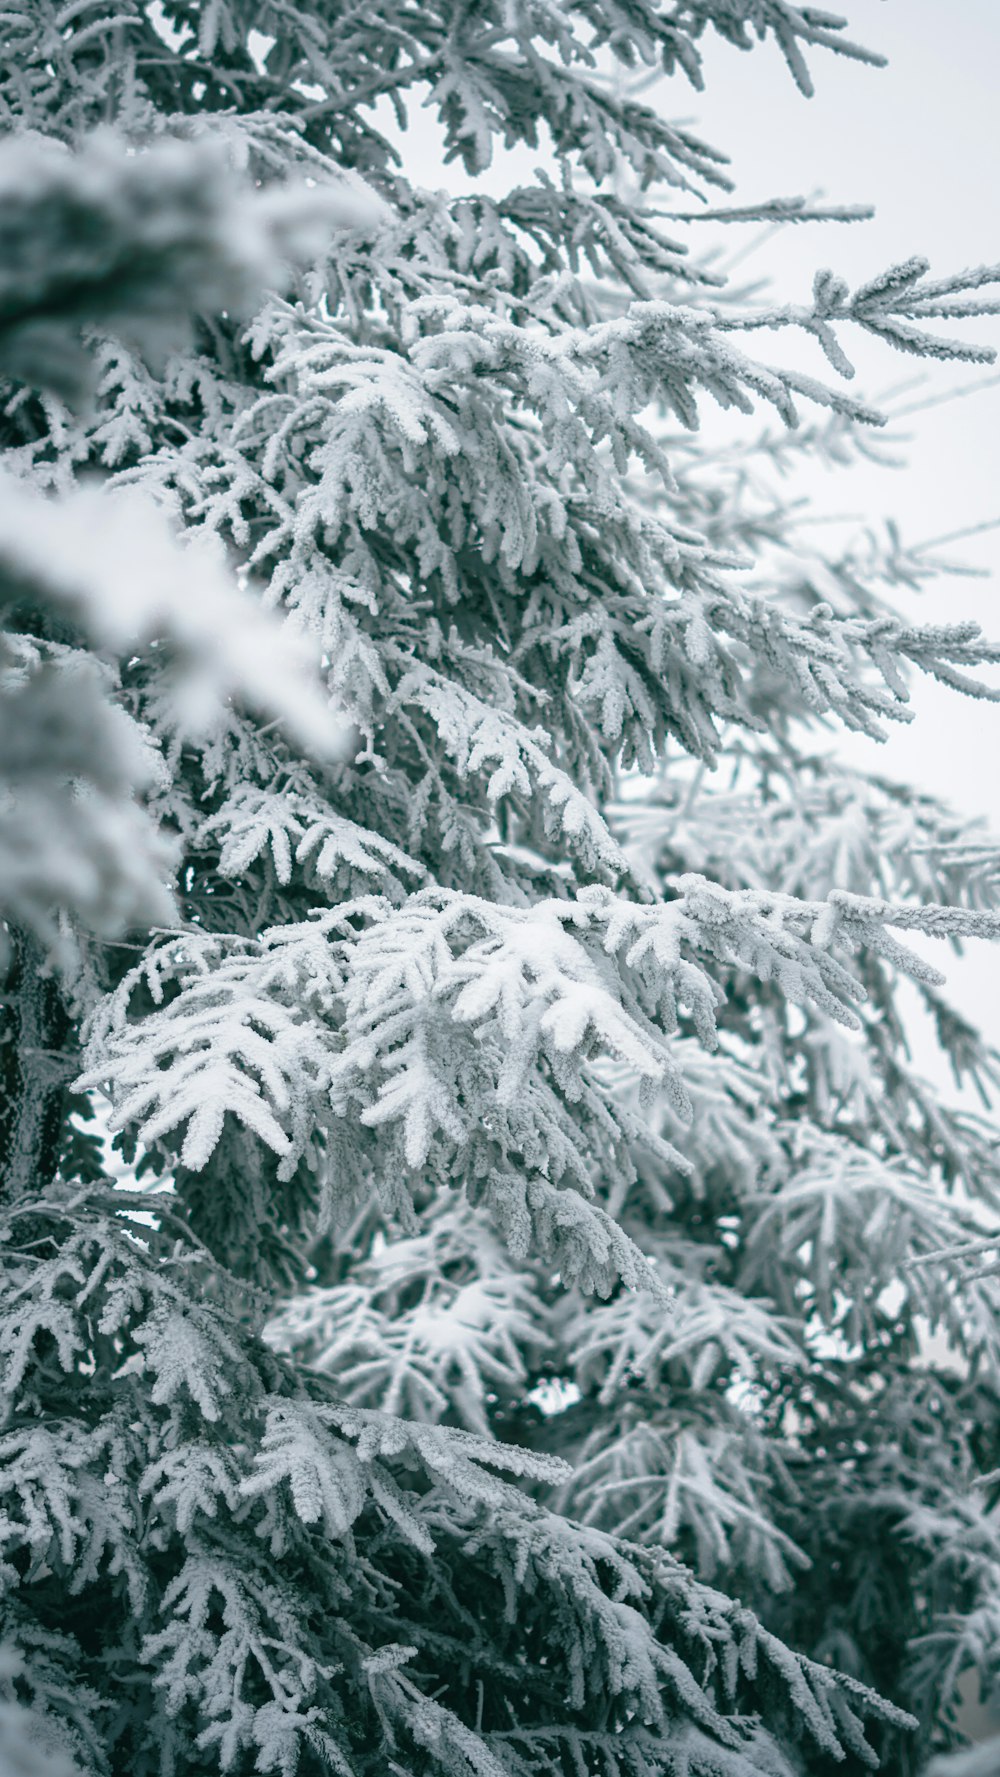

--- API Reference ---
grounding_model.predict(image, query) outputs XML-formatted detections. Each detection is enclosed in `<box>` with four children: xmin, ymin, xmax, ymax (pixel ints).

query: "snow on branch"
<box><xmin>0</xmin><ymin>129</ymin><xmax>383</xmax><ymax>402</ymax></box>
<box><xmin>79</xmin><ymin>877</ymin><xmax>1000</xmax><ymax>1291</ymax></box>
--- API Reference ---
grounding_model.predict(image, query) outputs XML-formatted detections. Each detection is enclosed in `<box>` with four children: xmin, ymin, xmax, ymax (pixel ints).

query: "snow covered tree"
<box><xmin>4</xmin><ymin>3</ymin><xmax>1000</xmax><ymax>1773</ymax></box>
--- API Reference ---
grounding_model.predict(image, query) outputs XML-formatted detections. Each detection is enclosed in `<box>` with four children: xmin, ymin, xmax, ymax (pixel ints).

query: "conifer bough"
<box><xmin>3</xmin><ymin>4</ymin><xmax>1000</xmax><ymax>1774</ymax></box>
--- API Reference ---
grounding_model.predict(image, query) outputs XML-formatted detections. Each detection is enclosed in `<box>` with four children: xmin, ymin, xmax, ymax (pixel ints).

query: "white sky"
<box><xmin>686</xmin><ymin>0</ymin><xmax>1000</xmax><ymax>1083</ymax></box>
<box><xmin>382</xmin><ymin>1</ymin><xmax>1000</xmax><ymax>1090</ymax></box>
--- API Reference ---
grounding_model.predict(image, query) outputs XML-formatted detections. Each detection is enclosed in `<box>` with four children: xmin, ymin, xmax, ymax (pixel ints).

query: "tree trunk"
<box><xmin>0</xmin><ymin>927</ymin><xmax>72</xmax><ymax>1198</ymax></box>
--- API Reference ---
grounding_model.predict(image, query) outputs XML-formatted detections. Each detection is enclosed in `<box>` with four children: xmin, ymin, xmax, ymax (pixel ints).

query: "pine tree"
<box><xmin>3</xmin><ymin>4</ymin><xmax>1000</xmax><ymax>1774</ymax></box>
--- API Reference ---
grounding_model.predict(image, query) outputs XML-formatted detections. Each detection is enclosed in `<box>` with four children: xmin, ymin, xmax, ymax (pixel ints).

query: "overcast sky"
<box><xmin>684</xmin><ymin>1</ymin><xmax>1000</xmax><ymax>1084</ymax></box>
<box><xmin>386</xmin><ymin>2</ymin><xmax>1000</xmax><ymax>1089</ymax></box>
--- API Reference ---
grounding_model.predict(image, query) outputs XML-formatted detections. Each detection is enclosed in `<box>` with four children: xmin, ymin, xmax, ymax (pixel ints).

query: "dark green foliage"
<box><xmin>2</xmin><ymin>4</ymin><xmax>1000</xmax><ymax>1774</ymax></box>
